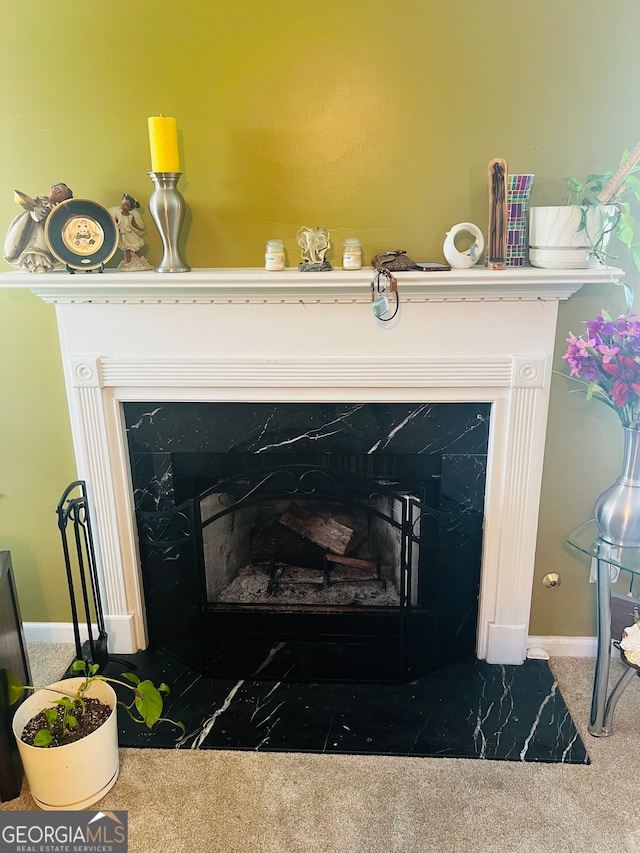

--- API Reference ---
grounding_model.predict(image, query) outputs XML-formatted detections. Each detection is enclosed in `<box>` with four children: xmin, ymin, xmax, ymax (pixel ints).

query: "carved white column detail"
<box><xmin>100</xmin><ymin>356</ymin><xmax>514</xmax><ymax>390</ymax></box>
<box><xmin>69</xmin><ymin>358</ymin><xmax>128</xmax><ymax>620</ymax></box>
<box><xmin>485</xmin><ymin>356</ymin><xmax>549</xmax><ymax>663</ymax></box>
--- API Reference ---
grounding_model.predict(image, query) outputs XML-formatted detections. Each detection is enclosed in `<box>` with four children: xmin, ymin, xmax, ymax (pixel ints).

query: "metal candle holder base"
<box><xmin>147</xmin><ymin>171</ymin><xmax>190</xmax><ymax>273</ymax></box>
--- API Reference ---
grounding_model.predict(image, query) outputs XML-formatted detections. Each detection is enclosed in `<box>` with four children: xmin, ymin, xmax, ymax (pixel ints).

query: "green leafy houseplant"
<box><xmin>8</xmin><ymin>659</ymin><xmax>185</xmax><ymax>747</ymax></box>
<box><xmin>563</xmin><ymin>146</ymin><xmax>640</xmax><ymax>274</ymax></box>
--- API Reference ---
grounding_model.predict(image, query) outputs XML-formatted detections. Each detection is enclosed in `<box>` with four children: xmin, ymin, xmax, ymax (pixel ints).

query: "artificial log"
<box><xmin>250</xmin><ymin>520</ymin><xmax>324</xmax><ymax>568</ymax></box>
<box><xmin>278</xmin><ymin>502</ymin><xmax>361</xmax><ymax>556</ymax></box>
<box><xmin>324</xmin><ymin>553</ymin><xmax>393</xmax><ymax>577</ymax></box>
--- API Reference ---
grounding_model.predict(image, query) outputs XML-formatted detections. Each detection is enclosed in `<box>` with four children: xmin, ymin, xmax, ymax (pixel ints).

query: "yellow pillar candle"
<box><xmin>148</xmin><ymin>116</ymin><xmax>180</xmax><ymax>173</ymax></box>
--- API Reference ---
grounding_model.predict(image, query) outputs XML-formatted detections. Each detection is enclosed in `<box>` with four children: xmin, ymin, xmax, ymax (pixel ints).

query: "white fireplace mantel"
<box><xmin>1</xmin><ymin>265</ymin><xmax>623</xmax><ymax>664</ymax></box>
<box><xmin>0</xmin><ymin>264</ymin><xmax>615</xmax><ymax>304</ymax></box>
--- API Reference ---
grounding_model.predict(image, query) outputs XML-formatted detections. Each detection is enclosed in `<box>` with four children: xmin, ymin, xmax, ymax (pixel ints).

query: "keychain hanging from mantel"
<box><xmin>370</xmin><ymin>268</ymin><xmax>399</xmax><ymax>320</ymax></box>
<box><xmin>487</xmin><ymin>157</ymin><xmax>508</xmax><ymax>269</ymax></box>
<box><xmin>368</xmin><ymin>250</ymin><xmax>452</xmax><ymax>320</ymax></box>
<box><xmin>370</xmin><ymin>251</ymin><xmax>406</xmax><ymax>320</ymax></box>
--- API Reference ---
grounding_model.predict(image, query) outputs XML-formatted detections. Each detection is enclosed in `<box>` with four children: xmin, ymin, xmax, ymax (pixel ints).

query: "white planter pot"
<box><xmin>529</xmin><ymin>204</ymin><xmax>616</xmax><ymax>269</ymax></box>
<box><xmin>12</xmin><ymin>677</ymin><xmax>119</xmax><ymax>810</ymax></box>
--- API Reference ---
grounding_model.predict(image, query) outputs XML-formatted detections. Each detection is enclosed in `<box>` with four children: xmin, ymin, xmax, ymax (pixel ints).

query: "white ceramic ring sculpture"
<box><xmin>443</xmin><ymin>222</ymin><xmax>485</xmax><ymax>269</ymax></box>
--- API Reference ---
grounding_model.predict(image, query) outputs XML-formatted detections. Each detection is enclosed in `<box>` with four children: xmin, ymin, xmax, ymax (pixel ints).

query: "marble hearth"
<box><xmin>0</xmin><ymin>265</ymin><xmax>620</xmax><ymax>664</ymax></box>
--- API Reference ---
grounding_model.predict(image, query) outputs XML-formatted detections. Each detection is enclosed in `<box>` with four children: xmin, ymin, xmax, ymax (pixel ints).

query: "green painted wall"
<box><xmin>1</xmin><ymin>0</ymin><xmax>639</xmax><ymax>636</ymax></box>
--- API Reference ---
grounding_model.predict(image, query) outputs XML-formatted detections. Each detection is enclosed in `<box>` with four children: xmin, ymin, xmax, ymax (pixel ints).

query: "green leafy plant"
<box><xmin>563</xmin><ymin>147</ymin><xmax>640</xmax><ymax>275</ymax></box>
<box><xmin>7</xmin><ymin>659</ymin><xmax>185</xmax><ymax>747</ymax></box>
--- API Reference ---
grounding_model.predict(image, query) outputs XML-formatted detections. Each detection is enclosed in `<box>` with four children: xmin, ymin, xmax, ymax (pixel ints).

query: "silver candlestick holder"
<box><xmin>147</xmin><ymin>171</ymin><xmax>190</xmax><ymax>273</ymax></box>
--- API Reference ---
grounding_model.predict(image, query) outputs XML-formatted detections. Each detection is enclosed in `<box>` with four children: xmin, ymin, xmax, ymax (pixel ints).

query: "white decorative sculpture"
<box><xmin>297</xmin><ymin>226</ymin><xmax>332</xmax><ymax>271</ymax></box>
<box><xmin>4</xmin><ymin>182</ymin><xmax>73</xmax><ymax>273</ymax></box>
<box><xmin>443</xmin><ymin>222</ymin><xmax>485</xmax><ymax>269</ymax></box>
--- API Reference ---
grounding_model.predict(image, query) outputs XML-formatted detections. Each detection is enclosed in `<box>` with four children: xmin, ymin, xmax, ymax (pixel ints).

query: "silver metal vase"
<box><xmin>147</xmin><ymin>171</ymin><xmax>190</xmax><ymax>273</ymax></box>
<box><xmin>594</xmin><ymin>426</ymin><xmax>640</xmax><ymax>546</ymax></box>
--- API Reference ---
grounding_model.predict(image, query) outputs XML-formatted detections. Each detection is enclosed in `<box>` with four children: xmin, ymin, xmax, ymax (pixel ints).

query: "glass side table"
<box><xmin>567</xmin><ymin>519</ymin><xmax>640</xmax><ymax>736</ymax></box>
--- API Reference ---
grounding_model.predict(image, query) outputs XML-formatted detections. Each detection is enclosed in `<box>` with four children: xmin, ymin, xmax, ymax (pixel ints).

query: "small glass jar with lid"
<box><xmin>342</xmin><ymin>238</ymin><xmax>362</xmax><ymax>270</ymax></box>
<box><xmin>265</xmin><ymin>239</ymin><xmax>285</xmax><ymax>271</ymax></box>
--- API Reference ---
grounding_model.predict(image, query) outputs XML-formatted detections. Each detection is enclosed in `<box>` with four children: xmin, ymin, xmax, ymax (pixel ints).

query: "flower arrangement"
<box><xmin>562</xmin><ymin>309</ymin><xmax>640</xmax><ymax>429</ymax></box>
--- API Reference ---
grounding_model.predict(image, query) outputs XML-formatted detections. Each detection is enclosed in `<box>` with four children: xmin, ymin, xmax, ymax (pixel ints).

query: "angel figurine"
<box><xmin>109</xmin><ymin>193</ymin><xmax>152</xmax><ymax>271</ymax></box>
<box><xmin>4</xmin><ymin>182</ymin><xmax>73</xmax><ymax>273</ymax></box>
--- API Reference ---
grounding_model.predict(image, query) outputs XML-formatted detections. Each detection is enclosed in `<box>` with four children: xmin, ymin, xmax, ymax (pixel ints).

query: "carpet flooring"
<box><xmin>11</xmin><ymin>649</ymin><xmax>640</xmax><ymax>853</ymax></box>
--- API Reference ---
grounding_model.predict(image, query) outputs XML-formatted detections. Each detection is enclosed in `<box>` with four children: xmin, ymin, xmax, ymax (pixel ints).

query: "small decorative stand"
<box><xmin>147</xmin><ymin>171</ymin><xmax>190</xmax><ymax>273</ymax></box>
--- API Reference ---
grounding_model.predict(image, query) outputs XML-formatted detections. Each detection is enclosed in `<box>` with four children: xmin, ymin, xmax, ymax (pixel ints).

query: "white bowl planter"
<box><xmin>12</xmin><ymin>677</ymin><xmax>119</xmax><ymax>810</ymax></box>
<box><xmin>529</xmin><ymin>204</ymin><xmax>616</xmax><ymax>268</ymax></box>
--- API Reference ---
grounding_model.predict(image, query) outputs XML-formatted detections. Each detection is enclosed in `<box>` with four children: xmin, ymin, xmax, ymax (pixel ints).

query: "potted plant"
<box><xmin>7</xmin><ymin>660</ymin><xmax>184</xmax><ymax>810</ymax></box>
<box><xmin>529</xmin><ymin>145</ymin><xmax>640</xmax><ymax>271</ymax></box>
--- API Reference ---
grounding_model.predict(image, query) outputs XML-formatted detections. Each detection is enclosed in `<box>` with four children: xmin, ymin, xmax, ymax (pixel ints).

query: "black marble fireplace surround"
<box><xmin>125</xmin><ymin>401</ymin><xmax>489</xmax><ymax>684</ymax></box>
<box><xmin>115</xmin><ymin>399</ymin><xmax>587</xmax><ymax>763</ymax></box>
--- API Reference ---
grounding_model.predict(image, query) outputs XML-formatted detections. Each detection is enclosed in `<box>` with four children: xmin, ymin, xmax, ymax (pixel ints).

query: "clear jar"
<box><xmin>265</xmin><ymin>239</ymin><xmax>285</xmax><ymax>271</ymax></box>
<box><xmin>342</xmin><ymin>237</ymin><xmax>362</xmax><ymax>270</ymax></box>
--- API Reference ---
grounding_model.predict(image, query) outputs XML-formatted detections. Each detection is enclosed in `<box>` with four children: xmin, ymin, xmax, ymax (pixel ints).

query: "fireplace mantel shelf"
<box><xmin>0</xmin><ymin>265</ymin><xmax>622</xmax><ymax>304</ymax></box>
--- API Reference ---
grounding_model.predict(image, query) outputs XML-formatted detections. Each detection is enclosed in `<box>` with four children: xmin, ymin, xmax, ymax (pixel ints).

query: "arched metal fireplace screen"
<box><xmin>126</xmin><ymin>401</ymin><xmax>489</xmax><ymax>683</ymax></box>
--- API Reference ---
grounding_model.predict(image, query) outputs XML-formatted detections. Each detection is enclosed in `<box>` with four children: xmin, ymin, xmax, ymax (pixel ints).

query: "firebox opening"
<box><xmin>127</xmin><ymin>402</ymin><xmax>489</xmax><ymax>683</ymax></box>
<box><xmin>178</xmin><ymin>452</ymin><xmax>440</xmax><ymax>614</ymax></box>
<box><xmin>204</xmin><ymin>496</ymin><xmax>405</xmax><ymax>609</ymax></box>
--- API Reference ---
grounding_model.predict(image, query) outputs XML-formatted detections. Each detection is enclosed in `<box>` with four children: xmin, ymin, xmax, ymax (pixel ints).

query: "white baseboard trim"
<box><xmin>527</xmin><ymin>636</ymin><xmax>599</xmax><ymax>658</ymax></box>
<box><xmin>23</xmin><ymin>617</ymin><xmax>137</xmax><ymax>655</ymax></box>
<box><xmin>22</xmin><ymin>625</ymin><xmax>602</xmax><ymax>660</ymax></box>
<box><xmin>23</xmin><ymin>622</ymin><xmax>95</xmax><ymax>646</ymax></box>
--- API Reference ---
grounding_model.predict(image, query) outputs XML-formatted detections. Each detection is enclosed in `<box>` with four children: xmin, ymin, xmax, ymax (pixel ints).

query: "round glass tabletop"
<box><xmin>567</xmin><ymin>519</ymin><xmax>640</xmax><ymax>575</ymax></box>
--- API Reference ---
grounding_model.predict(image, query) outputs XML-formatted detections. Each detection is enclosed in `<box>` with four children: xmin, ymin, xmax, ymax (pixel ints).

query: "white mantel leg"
<box><xmin>480</xmin><ymin>357</ymin><xmax>551</xmax><ymax>664</ymax></box>
<box><xmin>66</xmin><ymin>356</ymin><xmax>144</xmax><ymax>654</ymax></box>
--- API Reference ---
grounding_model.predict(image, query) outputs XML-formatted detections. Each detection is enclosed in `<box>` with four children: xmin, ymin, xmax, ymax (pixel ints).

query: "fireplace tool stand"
<box><xmin>56</xmin><ymin>480</ymin><xmax>134</xmax><ymax>672</ymax></box>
